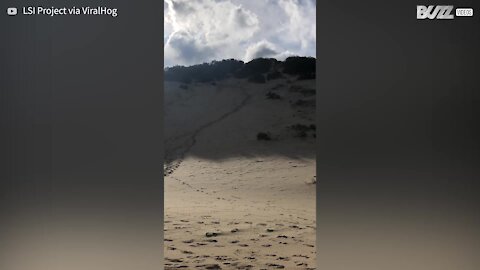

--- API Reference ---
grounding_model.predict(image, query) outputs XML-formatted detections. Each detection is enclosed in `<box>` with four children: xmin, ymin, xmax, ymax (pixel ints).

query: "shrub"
<box><xmin>289</xmin><ymin>124</ymin><xmax>316</xmax><ymax>138</ymax></box>
<box><xmin>293</xmin><ymin>99</ymin><xmax>315</xmax><ymax>107</ymax></box>
<box><xmin>296</xmin><ymin>130</ymin><xmax>308</xmax><ymax>138</ymax></box>
<box><xmin>164</xmin><ymin>57</ymin><xmax>316</xmax><ymax>84</ymax></box>
<box><xmin>236</xmin><ymin>58</ymin><xmax>277</xmax><ymax>78</ymax></box>
<box><xmin>266</xmin><ymin>92</ymin><xmax>282</xmax><ymax>100</ymax></box>
<box><xmin>165</xmin><ymin>59</ymin><xmax>244</xmax><ymax>83</ymax></box>
<box><xmin>257</xmin><ymin>132</ymin><xmax>272</xmax><ymax>141</ymax></box>
<box><xmin>290</xmin><ymin>124</ymin><xmax>314</xmax><ymax>132</ymax></box>
<box><xmin>283</xmin><ymin>56</ymin><xmax>316</xmax><ymax>76</ymax></box>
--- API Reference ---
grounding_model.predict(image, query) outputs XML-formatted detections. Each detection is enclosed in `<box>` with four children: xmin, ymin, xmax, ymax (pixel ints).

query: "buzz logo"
<box><xmin>417</xmin><ymin>5</ymin><xmax>454</xmax><ymax>19</ymax></box>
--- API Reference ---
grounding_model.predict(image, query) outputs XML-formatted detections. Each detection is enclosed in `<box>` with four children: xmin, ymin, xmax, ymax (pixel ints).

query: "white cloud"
<box><xmin>245</xmin><ymin>40</ymin><xmax>278</xmax><ymax>61</ymax></box>
<box><xmin>164</xmin><ymin>30</ymin><xmax>215</xmax><ymax>65</ymax></box>
<box><xmin>164</xmin><ymin>0</ymin><xmax>315</xmax><ymax>66</ymax></box>
<box><xmin>277</xmin><ymin>0</ymin><xmax>316</xmax><ymax>54</ymax></box>
<box><xmin>244</xmin><ymin>40</ymin><xmax>294</xmax><ymax>62</ymax></box>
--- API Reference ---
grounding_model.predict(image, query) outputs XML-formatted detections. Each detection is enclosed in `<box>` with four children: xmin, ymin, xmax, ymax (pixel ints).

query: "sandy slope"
<box><xmin>164</xmin><ymin>77</ymin><xmax>316</xmax><ymax>269</ymax></box>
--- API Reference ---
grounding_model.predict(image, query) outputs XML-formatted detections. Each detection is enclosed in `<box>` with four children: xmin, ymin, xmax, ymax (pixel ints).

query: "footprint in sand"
<box><xmin>266</xmin><ymin>263</ymin><xmax>285</xmax><ymax>269</ymax></box>
<box><xmin>293</xmin><ymin>254</ymin><xmax>310</xmax><ymax>259</ymax></box>
<box><xmin>165</xmin><ymin>266</ymin><xmax>188</xmax><ymax>269</ymax></box>
<box><xmin>198</xmin><ymin>264</ymin><xmax>222</xmax><ymax>269</ymax></box>
<box><xmin>165</xmin><ymin>258</ymin><xmax>183</xmax><ymax>263</ymax></box>
<box><xmin>190</xmin><ymin>242</ymin><xmax>207</xmax><ymax>247</ymax></box>
<box><xmin>231</xmin><ymin>263</ymin><xmax>253</xmax><ymax>269</ymax></box>
<box><xmin>205</xmin><ymin>232</ymin><xmax>219</xmax><ymax>237</ymax></box>
<box><xmin>205</xmin><ymin>239</ymin><xmax>218</xmax><ymax>243</ymax></box>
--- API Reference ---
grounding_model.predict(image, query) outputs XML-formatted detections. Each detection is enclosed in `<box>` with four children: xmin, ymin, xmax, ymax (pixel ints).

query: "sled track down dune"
<box><xmin>164</xmin><ymin>86</ymin><xmax>251</xmax><ymax>177</ymax></box>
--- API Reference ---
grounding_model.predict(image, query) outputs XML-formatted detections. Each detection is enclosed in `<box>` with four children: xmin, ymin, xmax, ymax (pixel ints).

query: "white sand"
<box><xmin>165</xmin><ymin>77</ymin><xmax>316</xmax><ymax>269</ymax></box>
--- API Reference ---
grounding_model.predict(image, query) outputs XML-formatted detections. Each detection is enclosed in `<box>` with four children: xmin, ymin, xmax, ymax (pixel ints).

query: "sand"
<box><xmin>164</xmin><ymin>76</ymin><xmax>316</xmax><ymax>269</ymax></box>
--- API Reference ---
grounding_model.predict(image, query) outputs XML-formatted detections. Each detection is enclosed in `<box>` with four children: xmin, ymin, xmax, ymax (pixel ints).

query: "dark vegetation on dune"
<box><xmin>165</xmin><ymin>57</ymin><xmax>316</xmax><ymax>160</ymax></box>
<box><xmin>289</xmin><ymin>124</ymin><xmax>316</xmax><ymax>139</ymax></box>
<box><xmin>256</xmin><ymin>132</ymin><xmax>272</xmax><ymax>141</ymax></box>
<box><xmin>266</xmin><ymin>91</ymin><xmax>282</xmax><ymax>100</ymax></box>
<box><xmin>164</xmin><ymin>57</ymin><xmax>316</xmax><ymax>84</ymax></box>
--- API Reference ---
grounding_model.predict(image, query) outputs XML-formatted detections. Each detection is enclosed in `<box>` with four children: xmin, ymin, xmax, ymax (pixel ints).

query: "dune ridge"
<box><xmin>165</xmin><ymin>58</ymin><xmax>316</xmax><ymax>269</ymax></box>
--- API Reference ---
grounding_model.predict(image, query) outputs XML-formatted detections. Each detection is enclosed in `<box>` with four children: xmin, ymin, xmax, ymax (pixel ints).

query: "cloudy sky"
<box><xmin>164</xmin><ymin>0</ymin><xmax>316</xmax><ymax>67</ymax></box>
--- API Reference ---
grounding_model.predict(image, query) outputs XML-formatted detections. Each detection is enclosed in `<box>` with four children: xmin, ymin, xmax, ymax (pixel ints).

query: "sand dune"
<box><xmin>165</xmin><ymin>76</ymin><xmax>316</xmax><ymax>269</ymax></box>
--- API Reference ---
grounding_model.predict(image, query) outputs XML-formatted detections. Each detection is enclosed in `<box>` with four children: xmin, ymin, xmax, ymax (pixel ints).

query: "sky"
<box><xmin>164</xmin><ymin>0</ymin><xmax>316</xmax><ymax>67</ymax></box>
